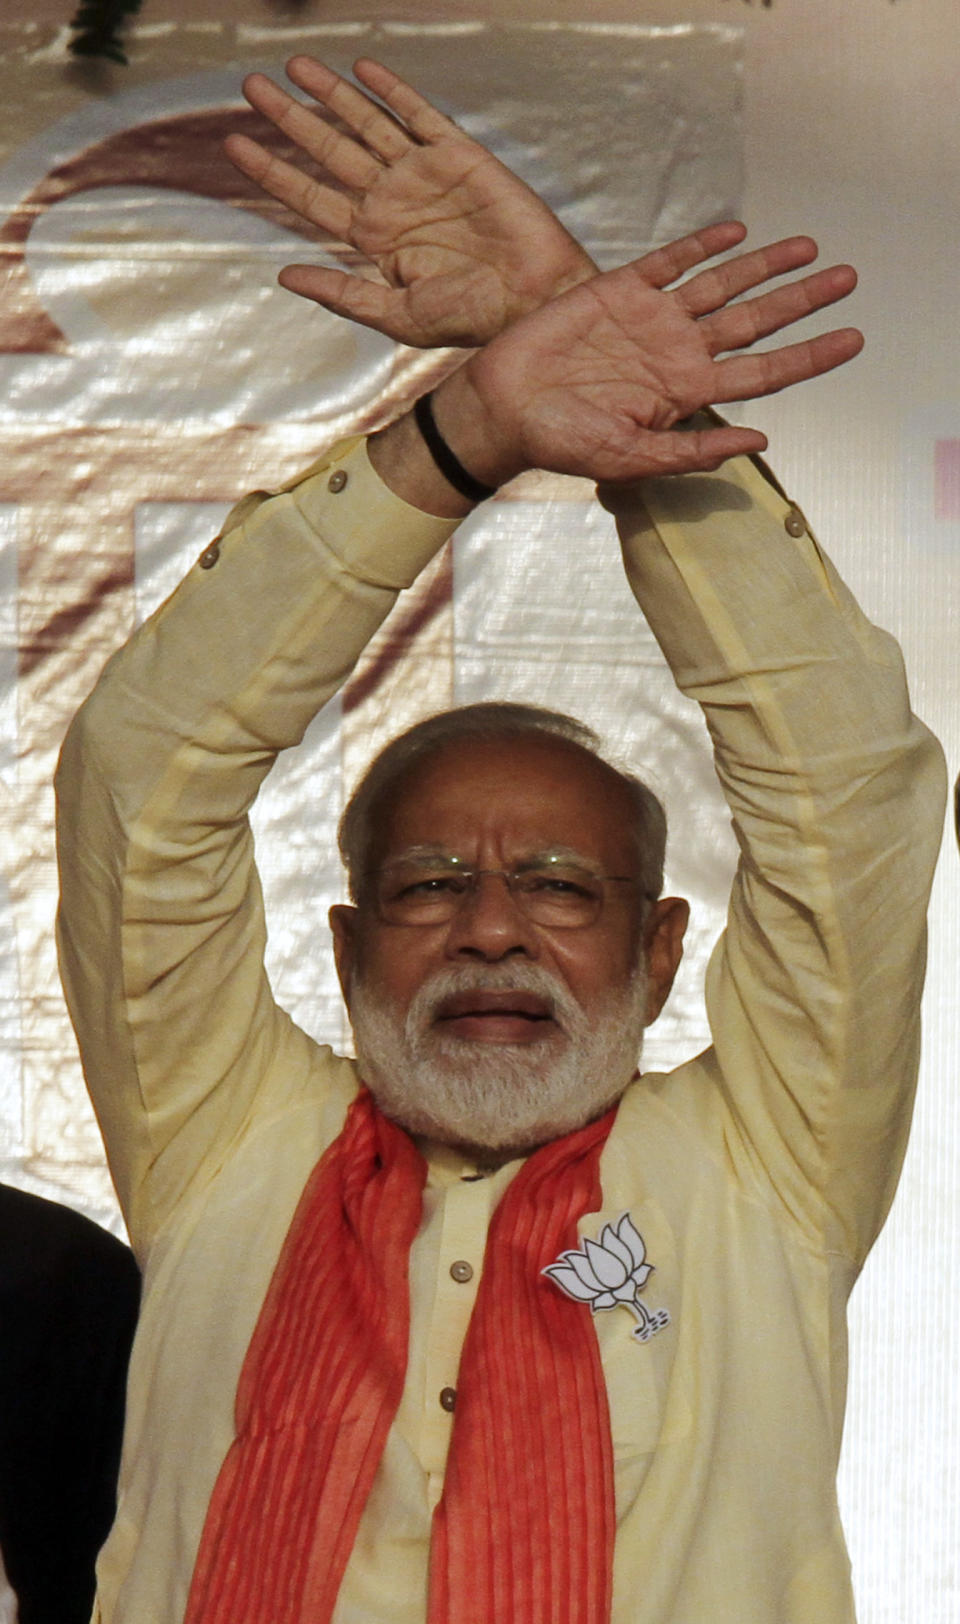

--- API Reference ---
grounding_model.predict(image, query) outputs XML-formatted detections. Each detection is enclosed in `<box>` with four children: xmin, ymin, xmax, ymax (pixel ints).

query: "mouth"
<box><xmin>433</xmin><ymin>988</ymin><xmax>558</xmax><ymax>1045</ymax></box>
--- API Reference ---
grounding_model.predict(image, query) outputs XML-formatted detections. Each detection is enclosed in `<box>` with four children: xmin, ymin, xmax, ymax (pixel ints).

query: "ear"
<box><xmin>329</xmin><ymin>904</ymin><xmax>359</xmax><ymax>1008</ymax></box>
<box><xmin>642</xmin><ymin>896</ymin><xmax>689</xmax><ymax>1025</ymax></box>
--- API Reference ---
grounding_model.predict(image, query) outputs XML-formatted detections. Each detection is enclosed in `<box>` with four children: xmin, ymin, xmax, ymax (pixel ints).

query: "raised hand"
<box><xmin>225</xmin><ymin>56</ymin><xmax>596</xmax><ymax>348</ymax></box>
<box><xmin>434</xmin><ymin>232</ymin><xmax>863</xmax><ymax>484</ymax></box>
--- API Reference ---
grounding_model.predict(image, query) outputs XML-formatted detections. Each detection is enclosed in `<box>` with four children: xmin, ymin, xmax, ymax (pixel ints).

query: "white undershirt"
<box><xmin>0</xmin><ymin>1544</ymin><xmax>18</xmax><ymax>1624</ymax></box>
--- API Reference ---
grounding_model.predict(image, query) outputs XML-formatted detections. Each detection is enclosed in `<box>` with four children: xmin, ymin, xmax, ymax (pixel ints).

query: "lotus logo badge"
<box><xmin>543</xmin><ymin>1212</ymin><xmax>670</xmax><ymax>1342</ymax></box>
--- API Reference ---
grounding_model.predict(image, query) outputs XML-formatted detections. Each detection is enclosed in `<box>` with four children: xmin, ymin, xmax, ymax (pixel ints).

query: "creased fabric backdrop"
<box><xmin>0</xmin><ymin>3</ymin><xmax>957</xmax><ymax>1619</ymax></box>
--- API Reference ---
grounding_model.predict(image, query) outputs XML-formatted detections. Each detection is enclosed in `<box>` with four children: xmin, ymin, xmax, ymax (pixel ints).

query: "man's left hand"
<box><xmin>431</xmin><ymin>233</ymin><xmax>863</xmax><ymax>486</ymax></box>
<box><xmin>226</xmin><ymin>56</ymin><xmax>596</xmax><ymax>348</ymax></box>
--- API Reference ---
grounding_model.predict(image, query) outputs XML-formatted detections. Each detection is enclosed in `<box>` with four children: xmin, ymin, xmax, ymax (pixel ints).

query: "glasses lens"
<box><xmin>376</xmin><ymin>861</ymin><xmax>471</xmax><ymax>923</ymax></box>
<box><xmin>512</xmin><ymin>864</ymin><xmax>604</xmax><ymax>926</ymax></box>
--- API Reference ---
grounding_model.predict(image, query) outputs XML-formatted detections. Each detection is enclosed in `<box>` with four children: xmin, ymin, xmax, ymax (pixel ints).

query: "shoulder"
<box><xmin>0</xmin><ymin>1183</ymin><xmax>139</xmax><ymax>1309</ymax></box>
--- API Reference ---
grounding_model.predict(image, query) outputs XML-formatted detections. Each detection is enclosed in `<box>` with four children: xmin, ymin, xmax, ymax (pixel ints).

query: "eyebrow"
<box><xmin>380</xmin><ymin>845</ymin><xmax>459</xmax><ymax>864</ymax></box>
<box><xmin>380</xmin><ymin>846</ymin><xmax>609</xmax><ymax>871</ymax></box>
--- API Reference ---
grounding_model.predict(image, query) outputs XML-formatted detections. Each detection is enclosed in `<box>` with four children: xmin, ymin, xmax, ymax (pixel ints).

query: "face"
<box><xmin>330</xmin><ymin>735</ymin><xmax>688</xmax><ymax>1153</ymax></box>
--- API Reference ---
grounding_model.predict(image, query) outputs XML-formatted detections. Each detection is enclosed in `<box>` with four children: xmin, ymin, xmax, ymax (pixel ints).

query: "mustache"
<box><xmin>349</xmin><ymin>957</ymin><xmax>650</xmax><ymax>1154</ymax></box>
<box><xmin>404</xmin><ymin>962</ymin><xmax>584</xmax><ymax>1037</ymax></box>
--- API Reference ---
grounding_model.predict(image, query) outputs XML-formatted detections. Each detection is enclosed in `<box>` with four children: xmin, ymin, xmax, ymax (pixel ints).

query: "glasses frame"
<box><xmin>367</xmin><ymin>850</ymin><xmax>653</xmax><ymax>930</ymax></box>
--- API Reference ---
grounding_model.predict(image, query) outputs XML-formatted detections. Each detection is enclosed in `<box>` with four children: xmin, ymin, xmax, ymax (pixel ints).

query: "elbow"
<box><xmin>55</xmin><ymin>687</ymin><xmax>99</xmax><ymax>816</ymax></box>
<box><xmin>54</xmin><ymin>671</ymin><xmax>124</xmax><ymax>844</ymax></box>
<box><xmin>896</xmin><ymin>718</ymin><xmax>948</xmax><ymax>875</ymax></box>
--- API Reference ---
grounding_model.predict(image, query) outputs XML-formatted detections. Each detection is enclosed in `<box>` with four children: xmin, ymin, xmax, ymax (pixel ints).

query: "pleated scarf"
<box><xmin>184</xmin><ymin>1087</ymin><xmax>616</xmax><ymax>1624</ymax></box>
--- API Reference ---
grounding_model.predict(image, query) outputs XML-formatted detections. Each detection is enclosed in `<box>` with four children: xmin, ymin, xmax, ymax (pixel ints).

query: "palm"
<box><xmin>332</xmin><ymin>142</ymin><xmax>592</xmax><ymax>345</ymax></box>
<box><xmin>226</xmin><ymin>57</ymin><xmax>594</xmax><ymax>347</ymax></box>
<box><xmin>511</xmin><ymin>281</ymin><xmax>743</xmax><ymax>467</ymax></box>
<box><xmin>454</xmin><ymin>237</ymin><xmax>863</xmax><ymax>482</ymax></box>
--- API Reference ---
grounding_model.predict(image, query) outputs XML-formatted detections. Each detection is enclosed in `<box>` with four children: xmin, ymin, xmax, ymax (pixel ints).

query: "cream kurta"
<box><xmin>56</xmin><ymin>436</ymin><xmax>945</xmax><ymax>1624</ymax></box>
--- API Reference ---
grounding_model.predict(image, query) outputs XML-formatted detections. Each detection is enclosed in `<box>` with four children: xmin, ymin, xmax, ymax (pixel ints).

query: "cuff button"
<box><xmin>328</xmin><ymin>470</ymin><xmax>348</xmax><ymax>493</ymax></box>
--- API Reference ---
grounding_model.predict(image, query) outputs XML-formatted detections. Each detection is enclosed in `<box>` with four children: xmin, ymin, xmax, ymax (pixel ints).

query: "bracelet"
<box><xmin>413</xmin><ymin>392</ymin><xmax>497</xmax><ymax>503</ymax></box>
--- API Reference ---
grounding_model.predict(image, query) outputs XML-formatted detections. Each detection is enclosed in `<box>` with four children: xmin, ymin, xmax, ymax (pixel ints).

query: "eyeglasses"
<box><xmin>370</xmin><ymin>852</ymin><xmax>647</xmax><ymax>929</ymax></box>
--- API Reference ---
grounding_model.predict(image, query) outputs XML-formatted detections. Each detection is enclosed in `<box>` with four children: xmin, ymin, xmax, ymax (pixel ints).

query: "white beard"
<box><xmin>348</xmin><ymin>959</ymin><xmax>649</xmax><ymax>1156</ymax></box>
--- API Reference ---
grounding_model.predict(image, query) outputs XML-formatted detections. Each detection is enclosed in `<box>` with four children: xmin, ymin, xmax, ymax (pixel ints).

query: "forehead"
<box><xmin>375</xmin><ymin>735</ymin><xmax>639</xmax><ymax>871</ymax></box>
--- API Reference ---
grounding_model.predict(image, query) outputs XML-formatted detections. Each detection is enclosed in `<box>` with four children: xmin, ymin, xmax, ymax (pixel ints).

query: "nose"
<box><xmin>443</xmin><ymin>871</ymin><xmax>541</xmax><ymax>963</ymax></box>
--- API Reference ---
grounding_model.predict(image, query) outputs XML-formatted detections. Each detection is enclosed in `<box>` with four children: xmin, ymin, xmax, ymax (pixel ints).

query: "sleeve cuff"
<box><xmin>288</xmin><ymin>436</ymin><xmax>462</xmax><ymax>591</ymax></box>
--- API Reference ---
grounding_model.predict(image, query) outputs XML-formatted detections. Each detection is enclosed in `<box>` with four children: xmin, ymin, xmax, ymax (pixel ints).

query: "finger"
<box><xmin>633</xmin><ymin>221</ymin><xmax>747</xmax><ymax>290</ymax></box>
<box><xmin>278</xmin><ymin>263</ymin><xmax>413</xmax><ymax>342</ymax></box>
<box><xmin>352</xmin><ymin>58</ymin><xmax>466</xmax><ymax>145</ymax></box>
<box><xmin>612</xmin><ymin>424</ymin><xmax>769</xmax><ymax>481</ymax></box>
<box><xmin>700</xmin><ymin>264</ymin><xmax>858</xmax><ymax>355</ymax></box>
<box><xmin>286</xmin><ymin>56</ymin><xmax>417</xmax><ymax>164</ymax></box>
<box><xmin>676</xmin><ymin>235</ymin><xmax>819</xmax><ymax>318</ymax></box>
<box><xmin>711</xmin><ymin>325</ymin><xmax>864</xmax><ymax>401</ymax></box>
<box><xmin>663</xmin><ymin>423</ymin><xmax>770</xmax><ymax>470</ymax></box>
<box><xmin>241</xmin><ymin>72</ymin><xmax>382</xmax><ymax>191</ymax></box>
<box><xmin>224</xmin><ymin>135</ymin><xmax>354</xmax><ymax>239</ymax></box>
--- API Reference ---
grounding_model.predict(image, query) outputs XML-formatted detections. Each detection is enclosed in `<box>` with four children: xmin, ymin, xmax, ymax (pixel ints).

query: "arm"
<box><xmin>606</xmin><ymin>457</ymin><xmax>945</xmax><ymax>1265</ymax></box>
<box><xmin>351</xmin><ymin>166</ymin><xmax>941</xmax><ymax>1259</ymax></box>
<box><xmin>393</xmin><ymin>229</ymin><xmax>940</xmax><ymax>1260</ymax></box>
<box><xmin>56</xmin><ymin>447</ymin><xmax>460</xmax><ymax>1250</ymax></box>
<box><xmin>59</xmin><ymin>58</ymin><xmax>612</xmax><ymax>1249</ymax></box>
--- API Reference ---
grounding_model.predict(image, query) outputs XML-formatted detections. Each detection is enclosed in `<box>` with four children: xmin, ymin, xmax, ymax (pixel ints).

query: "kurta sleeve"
<box><xmin>601</xmin><ymin>450</ymin><xmax>946</xmax><ymax>1266</ymax></box>
<box><xmin>55</xmin><ymin>436</ymin><xmax>458</xmax><ymax>1255</ymax></box>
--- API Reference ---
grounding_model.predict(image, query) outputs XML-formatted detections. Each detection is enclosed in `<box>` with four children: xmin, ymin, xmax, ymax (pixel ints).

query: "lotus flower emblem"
<box><xmin>543</xmin><ymin>1212</ymin><xmax>670</xmax><ymax>1342</ymax></box>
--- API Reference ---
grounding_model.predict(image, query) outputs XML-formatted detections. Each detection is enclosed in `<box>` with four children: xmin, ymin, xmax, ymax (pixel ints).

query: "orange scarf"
<box><xmin>184</xmin><ymin>1088</ymin><xmax>616</xmax><ymax>1624</ymax></box>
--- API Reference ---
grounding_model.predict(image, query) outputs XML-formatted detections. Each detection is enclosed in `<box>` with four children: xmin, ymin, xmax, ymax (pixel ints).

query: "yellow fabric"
<box><xmin>55</xmin><ymin>436</ymin><xmax>945</xmax><ymax>1624</ymax></box>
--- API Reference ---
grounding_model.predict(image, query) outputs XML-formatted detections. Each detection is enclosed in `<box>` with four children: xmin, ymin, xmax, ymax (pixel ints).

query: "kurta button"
<box><xmin>784</xmin><ymin>505</ymin><xmax>806</xmax><ymax>537</ymax></box>
<box><xmin>328</xmin><ymin>470</ymin><xmax>348</xmax><ymax>493</ymax></box>
<box><xmin>450</xmin><ymin>1260</ymin><xmax>473</xmax><ymax>1283</ymax></box>
<box><xmin>439</xmin><ymin>1386</ymin><xmax>457</xmax><ymax>1412</ymax></box>
<box><xmin>198</xmin><ymin>543</ymin><xmax>220</xmax><ymax>569</ymax></box>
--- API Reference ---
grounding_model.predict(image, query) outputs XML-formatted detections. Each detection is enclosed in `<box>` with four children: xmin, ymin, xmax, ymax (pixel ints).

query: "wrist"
<box><xmin>430</xmin><ymin>363</ymin><xmax>530</xmax><ymax>491</ymax></box>
<box><xmin>412</xmin><ymin>393</ymin><xmax>497</xmax><ymax>504</ymax></box>
<box><xmin>367</xmin><ymin>407</ymin><xmax>476</xmax><ymax>520</ymax></box>
<box><xmin>367</xmin><ymin>351</ymin><xmax>533</xmax><ymax>519</ymax></box>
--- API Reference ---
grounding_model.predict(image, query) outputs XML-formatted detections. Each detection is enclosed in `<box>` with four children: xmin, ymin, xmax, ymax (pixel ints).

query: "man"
<box><xmin>0</xmin><ymin>1183</ymin><xmax>139</xmax><ymax>1624</ymax></box>
<box><xmin>54</xmin><ymin>58</ymin><xmax>944</xmax><ymax>1624</ymax></box>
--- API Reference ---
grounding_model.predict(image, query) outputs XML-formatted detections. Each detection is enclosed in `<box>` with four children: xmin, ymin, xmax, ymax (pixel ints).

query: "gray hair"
<box><xmin>338</xmin><ymin>701</ymin><xmax>666</xmax><ymax>907</ymax></box>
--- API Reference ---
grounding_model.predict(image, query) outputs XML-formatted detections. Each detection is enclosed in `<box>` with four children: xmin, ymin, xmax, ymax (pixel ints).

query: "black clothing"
<box><xmin>0</xmin><ymin>1184</ymin><xmax>139</xmax><ymax>1624</ymax></box>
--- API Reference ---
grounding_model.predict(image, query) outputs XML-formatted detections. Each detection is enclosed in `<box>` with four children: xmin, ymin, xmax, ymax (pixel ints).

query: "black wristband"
<box><xmin>413</xmin><ymin>391</ymin><xmax>497</xmax><ymax>503</ymax></box>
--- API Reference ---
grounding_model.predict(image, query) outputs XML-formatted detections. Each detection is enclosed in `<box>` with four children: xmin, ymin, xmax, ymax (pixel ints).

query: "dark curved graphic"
<box><xmin>0</xmin><ymin>105</ymin><xmax>345</xmax><ymax>354</ymax></box>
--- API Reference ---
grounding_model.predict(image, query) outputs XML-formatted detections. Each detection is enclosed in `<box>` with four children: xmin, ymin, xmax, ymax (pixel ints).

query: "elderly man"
<box><xmin>55</xmin><ymin>59</ymin><xmax>944</xmax><ymax>1624</ymax></box>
